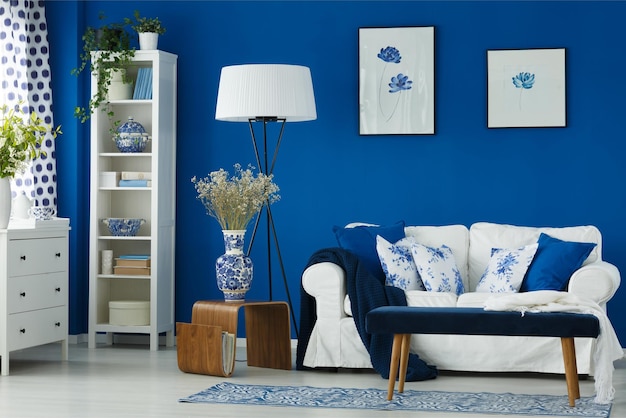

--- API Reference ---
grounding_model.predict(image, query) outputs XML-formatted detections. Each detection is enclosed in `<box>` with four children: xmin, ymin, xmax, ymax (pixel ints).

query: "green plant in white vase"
<box><xmin>71</xmin><ymin>12</ymin><xmax>135</xmax><ymax>123</ymax></box>
<box><xmin>0</xmin><ymin>104</ymin><xmax>62</xmax><ymax>179</ymax></box>
<box><xmin>127</xmin><ymin>10</ymin><xmax>166</xmax><ymax>35</ymax></box>
<box><xmin>126</xmin><ymin>10</ymin><xmax>166</xmax><ymax>50</ymax></box>
<box><xmin>0</xmin><ymin>103</ymin><xmax>61</xmax><ymax>228</ymax></box>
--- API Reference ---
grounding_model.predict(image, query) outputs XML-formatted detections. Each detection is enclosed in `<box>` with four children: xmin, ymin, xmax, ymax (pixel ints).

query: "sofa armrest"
<box><xmin>568</xmin><ymin>261</ymin><xmax>621</xmax><ymax>308</ymax></box>
<box><xmin>302</xmin><ymin>262</ymin><xmax>349</xmax><ymax>320</ymax></box>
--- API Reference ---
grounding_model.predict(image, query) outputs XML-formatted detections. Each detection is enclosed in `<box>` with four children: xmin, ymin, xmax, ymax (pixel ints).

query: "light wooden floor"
<box><xmin>0</xmin><ymin>342</ymin><xmax>624</xmax><ymax>417</ymax></box>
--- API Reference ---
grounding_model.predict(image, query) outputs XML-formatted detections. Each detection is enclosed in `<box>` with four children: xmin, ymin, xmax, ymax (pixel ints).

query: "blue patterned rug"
<box><xmin>179</xmin><ymin>382</ymin><xmax>611</xmax><ymax>417</ymax></box>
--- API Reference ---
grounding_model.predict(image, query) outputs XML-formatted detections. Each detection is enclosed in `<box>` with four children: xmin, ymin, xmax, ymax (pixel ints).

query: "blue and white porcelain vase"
<box><xmin>216</xmin><ymin>230</ymin><xmax>253</xmax><ymax>302</ymax></box>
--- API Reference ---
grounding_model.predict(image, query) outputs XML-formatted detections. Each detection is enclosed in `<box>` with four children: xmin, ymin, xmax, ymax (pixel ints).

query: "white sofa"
<box><xmin>301</xmin><ymin>222</ymin><xmax>621</xmax><ymax>375</ymax></box>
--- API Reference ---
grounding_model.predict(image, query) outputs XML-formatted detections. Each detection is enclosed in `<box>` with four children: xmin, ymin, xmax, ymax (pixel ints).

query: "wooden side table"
<box><xmin>176</xmin><ymin>300</ymin><xmax>292</xmax><ymax>377</ymax></box>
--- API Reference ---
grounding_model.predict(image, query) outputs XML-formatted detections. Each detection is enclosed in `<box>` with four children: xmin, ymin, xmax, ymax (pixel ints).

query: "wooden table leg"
<box><xmin>387</xmin><ymin>334</ymin><xmax>404</xmax><ymax>400</ymax></box>
<box><xmin>244</xmin><ymin>302</ymin><xmax>292</xmax><ymax>370</ymax></box>
<box><xmin>561</xmin><ymin>337</ymin><xmax>580</xmax><ymax>407</ymax></box>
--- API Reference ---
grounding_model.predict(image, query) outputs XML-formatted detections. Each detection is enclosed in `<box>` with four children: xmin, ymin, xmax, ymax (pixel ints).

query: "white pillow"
<box><xmin>410</xmin><ymin>243</ymin><xmax>464</xmax><ymax>295</ymax></box>
<box><xmin>476</xmin><ymin>243</ymin><xmax>539</xmax><ymax>293</ymax></box>
<box><xmin>376</xmin><ymin>236</ymin><xmax>425</xmax><ymax>291</ymax></box>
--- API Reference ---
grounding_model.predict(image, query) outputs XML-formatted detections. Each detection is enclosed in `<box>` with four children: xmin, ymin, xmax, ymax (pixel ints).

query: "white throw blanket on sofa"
<box><xmin>484</xmin><ymin>290</ymin><xmax>623</xmax><ymax>404</ymax></box>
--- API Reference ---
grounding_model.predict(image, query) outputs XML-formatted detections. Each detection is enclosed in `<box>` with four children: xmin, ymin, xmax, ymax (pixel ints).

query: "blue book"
<box><xmin>119</xmin><ymin>255</ymin><xmax>150</xmax><ymax>260</ymax></box>
<box><xmin>144</xmin><ymin>68</ymin><xmax>153</xmax><ymax>99</ymax></box>
<box><xmin>119</xmin><ymin>179</ymin><xmax>151</xmax><ymax>187</ymax></box>
<box><xmin>133</xmin><ymin>68</ymin><xmax>146</xmax><ymax>99</ymax></box>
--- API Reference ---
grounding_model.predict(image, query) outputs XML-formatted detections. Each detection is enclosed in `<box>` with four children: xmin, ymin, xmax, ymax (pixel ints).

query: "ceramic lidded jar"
<box><xmin>114</xmin><ymin>116</ymin><xmax>151</xmax><ymax>153</ymax></box>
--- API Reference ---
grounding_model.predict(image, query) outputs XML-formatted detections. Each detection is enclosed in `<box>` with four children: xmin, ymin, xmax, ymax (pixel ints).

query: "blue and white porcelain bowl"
<box><xmin>113</xmin><ymin>117</ymin><xmax>151</xmax><ymax>153</ymax></box>
<box><xmin>114</xmin><ymin>134</ymin><xmax>151</xmax><ymax>153</ymax></box>
<box><xmin>102</xmin><ymin>218</ymin><xmax>146</xmax><ymax>236</ymax></box>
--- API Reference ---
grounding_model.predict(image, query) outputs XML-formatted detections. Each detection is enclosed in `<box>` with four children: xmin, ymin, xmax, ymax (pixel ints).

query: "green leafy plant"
<box><xmin>71</xmin><ymin>12</ymin><xmax>136</xmax><ymax>123</ymax></box>
<box><xmin>126</xmin><ymin>10</ymin><xmax>166</xmax><ymax>35</ymax></box>
<box><xmin>0</xmin><ymin>103</ymin><xmax>62</xmax><ymax>179</ymax></box>
<box><xmin>192</xmin><ymin>164</ymin><xmax>280</xmax><ymax>230</ymax></box>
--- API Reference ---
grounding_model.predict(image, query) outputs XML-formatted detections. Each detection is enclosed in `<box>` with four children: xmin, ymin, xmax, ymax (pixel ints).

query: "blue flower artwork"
<box><xmin>378</xmin><ymin>46</ymin><xmax>402</xmax><ymax>63</ymax></box>
<box><xmin>512</xmin><ymin>71</ymin><xmax>535</xmax><ymax>110</ymax></box>
<box><xmin>389</xmin><ymin>74</ymin><xmax>413</xmax><ymax>93</ymax></box>
<box><xmin>359</xmin><ymin>26</ymin><xmax>435</xmax><ymax>135</ymax></box>
<box><xmin>512</xmin><ymin>72</ymin><xmax>535</xmax><ymax>89</ymax></box>
<box><xmin>377</xmin><ymin>46</ymin><xmax>413</xmax><ymax>122</ymax></box>
<box><xmin>487</xmin><ymin>48</ymin><xmax>564</xmax><ymax>128</ymax></box>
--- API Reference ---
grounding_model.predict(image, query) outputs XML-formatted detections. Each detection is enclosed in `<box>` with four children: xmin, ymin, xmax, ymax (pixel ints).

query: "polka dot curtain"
<box><xmin>0</xmin><ymin>1</ymin><xmax>57</xmax><ymax>209</ymax></box>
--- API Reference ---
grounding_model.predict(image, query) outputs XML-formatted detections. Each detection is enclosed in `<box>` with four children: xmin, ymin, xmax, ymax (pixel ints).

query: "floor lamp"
<box><xmin>215</xmin><ymin>64</ymin><xmax>317</xmax><ymax>338</ymax></box>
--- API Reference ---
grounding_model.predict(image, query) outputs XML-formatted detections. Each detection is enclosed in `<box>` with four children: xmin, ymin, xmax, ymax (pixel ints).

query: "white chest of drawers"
<box><xmin>0</xmin><ymin>218</ymin><xmax>70</xmax><ymax>375</ymax></box>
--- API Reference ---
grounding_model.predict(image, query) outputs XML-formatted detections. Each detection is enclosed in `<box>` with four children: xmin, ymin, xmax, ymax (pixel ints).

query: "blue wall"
<box><xmin>47</xmin><ymin>1</ymin><xmax>626</xmax><ymax>345</ymax></box>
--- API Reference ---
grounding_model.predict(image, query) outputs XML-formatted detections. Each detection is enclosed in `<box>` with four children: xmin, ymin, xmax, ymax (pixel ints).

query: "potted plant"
<box><xmin>126</xmin><ymin>10</ymin><xmax>166</xmax><ymax>50</ymax></box>
<box><xmin>191</xmin><ymin>163</ymin><xmax>280</xmax><ymax>301</ymax></box>
<box><xmin>72</xmin><ymin>12</ymin><xmax>136</xmax><ymax>123</ymax></box>
<box><xmin>0</xmin><ymin>103</ymin><xmax>62</xmax><ymax>228</ymax></box>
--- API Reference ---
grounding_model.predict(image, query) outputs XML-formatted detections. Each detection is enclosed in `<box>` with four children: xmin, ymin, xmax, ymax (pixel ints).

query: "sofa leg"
<box><xmin>561</xmin><ymin>337</ymin><xmax>580</xmax><ymax>407</ymax></box>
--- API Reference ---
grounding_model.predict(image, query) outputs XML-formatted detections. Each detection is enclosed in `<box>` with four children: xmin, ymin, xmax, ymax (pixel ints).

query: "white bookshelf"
<box><xmin>88</xmin><ymin>50</ymin><xmax>177</xmax><ymax>350</ymax></box>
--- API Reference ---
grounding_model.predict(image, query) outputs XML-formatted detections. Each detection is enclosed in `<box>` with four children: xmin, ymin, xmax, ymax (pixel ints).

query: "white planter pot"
<box><xmin>107</xmin><ymin>68</ymin><xmax>133</xmax><ymax>101</ymax></box>
<box><xmin>0</xmin><ymin>177</ymin><xmax>11</xmax><ymax>229</ymax></box>
<box><xmin>139</xmin><ymin>32</ymin><xmax>159</xmax><ymax>50</ymax></box>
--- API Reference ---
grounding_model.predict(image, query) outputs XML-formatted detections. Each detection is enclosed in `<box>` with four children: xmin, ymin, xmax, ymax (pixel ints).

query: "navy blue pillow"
<box><xmin>520</xmin><ymin>233</ymin><xmax>596</xmax><ymax>292</ymax></box>
<box><xmin>333</xmin><ymin>221</ymin><xmax>406</xmax><ymax>281</ymax></box>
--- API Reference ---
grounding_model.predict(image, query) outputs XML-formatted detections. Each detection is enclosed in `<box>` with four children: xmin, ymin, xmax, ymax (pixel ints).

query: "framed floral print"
<box><xmin>359</xmin><ymin>26</ymin><xmax>435</xmax><ymax>135</ymax></box>
<box><xmin>487</xmin><ymin>48</ymin><xmax>566</xmax><ymax>128</ymax></box>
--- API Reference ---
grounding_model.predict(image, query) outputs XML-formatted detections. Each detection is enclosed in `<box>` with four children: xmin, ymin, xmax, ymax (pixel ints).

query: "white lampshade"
<box><xmin>215</xmin><ymin>64</ymin><xmax>317</xmax><ymax>122</ymax></box>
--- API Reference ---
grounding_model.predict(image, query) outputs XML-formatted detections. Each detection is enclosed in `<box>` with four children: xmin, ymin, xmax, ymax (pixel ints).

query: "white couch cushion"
<box><xmin>345</xmin><ymin>289</ymin><xmax>458</xmax><ymax>316</ymax></box>
<box><xmin>476</xmin><ymin>243</ymin><xmax>538</xmax><ymax>293</ymax></box>
<box><xmin>457</xmin><ymin>291</ymin><xmax>511</xmax><ymax>307</ymax></box>
<box><xmin>406</xmin><ymin>290</ymin><xmax>458</xmax><ymax>307</ymax></box>
<box><xmin>468</xmin><ymin>222</ymin><xmax>602</xmax><ymax>291</ymax></box>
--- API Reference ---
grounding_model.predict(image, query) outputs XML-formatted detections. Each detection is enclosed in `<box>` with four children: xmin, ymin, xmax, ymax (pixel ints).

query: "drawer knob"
<box><xmin>55</xmin><ymin>322</ymin><xmax>61</xmax><ymax>327</ymax></box>
<box><xmin>20</xmin><ymin>255</ymin><xmax>26</xmax><ymax>261</ymax></box>
<box><xmin>55</xmin><ymin>252</ymin><xmax>61</xmax><ymax>258</ymax></box>
<box><xmin>55</xmin><ymin>287</ymin><xmax>61</xmax><ymax>292</ymax></box>
<box><xmin>20</xmin><ymin>292</ymin><xmax>25</xmax><ymax>297</ymax></box>
<box><xmin>20</xmin><ymin>328</ymin><xmax>25</xmax><ymax>334</ymax></box>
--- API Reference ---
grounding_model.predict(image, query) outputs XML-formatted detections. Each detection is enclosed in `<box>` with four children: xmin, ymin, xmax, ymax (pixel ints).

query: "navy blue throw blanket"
<box><xmin>296</xmin><ymin>247</ymin><xmax>437</xmax><ymax>382</ymax></box>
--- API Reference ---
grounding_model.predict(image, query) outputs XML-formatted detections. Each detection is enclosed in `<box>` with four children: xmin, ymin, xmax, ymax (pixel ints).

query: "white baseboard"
<box><xmin>69</xmin><ymin>333</ymin><xmax>298</xmax><ymax>348</ymax></box>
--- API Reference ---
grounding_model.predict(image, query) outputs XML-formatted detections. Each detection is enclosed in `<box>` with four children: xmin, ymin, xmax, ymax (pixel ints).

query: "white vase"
<box><xmin>215</xmin><ymin>230</ymin><xmax>253</xmax><ymax>302</ymax></box>
<box><xmin>0</xmin><ymin>177</ymin><xmax>11</xmax><ymax>229</ymax></box>
<box><xmin>139</xmin><ymin>32</ymin><xmax>159</xmax><ymax>50</ymax></box>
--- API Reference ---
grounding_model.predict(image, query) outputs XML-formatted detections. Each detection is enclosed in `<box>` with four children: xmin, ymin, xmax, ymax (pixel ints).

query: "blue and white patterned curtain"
<box><xmin>0</xmin><ymin>1</ymin><xmax>57</xmax><ymax>208</ymax></box>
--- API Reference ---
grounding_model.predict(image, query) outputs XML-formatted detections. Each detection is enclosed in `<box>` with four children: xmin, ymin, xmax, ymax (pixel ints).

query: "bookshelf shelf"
<box><xmin>99</xmin><ymin>153</ymin><xmax>153</xmax><ymax>157</ymax></box>
<box><xmin>89</xmin><ymin>50</ymin><xmax>178</xmax><ymax>351</ymax></box>
<box><xmin>99</xmin><ymin>187</ymin><xmax>152</xmax><ymax>191</ymax></box>
<box><xmin>97</xmin><ymin>274</ymin><xmax>151</xmax><ymax>280</ymax></box>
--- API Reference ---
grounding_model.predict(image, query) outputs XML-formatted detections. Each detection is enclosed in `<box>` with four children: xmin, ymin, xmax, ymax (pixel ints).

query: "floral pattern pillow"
<box><xmin>410</xmin><ymin>244</ymin><xmax>464</xmax><ymax>295</ymax></box>
<box><xmin>376</xmin><ymin>236</ymin><xmax>425</xmax><ymax>291</ymax></box>
<box><xmin>476</xmin><ymin>243</ymin><xmax>539</xmax><ymax>293</ymax></box>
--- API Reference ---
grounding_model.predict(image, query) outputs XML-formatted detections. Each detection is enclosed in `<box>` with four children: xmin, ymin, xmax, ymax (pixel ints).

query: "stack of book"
<box><xmin>118</xmin><ymin>171</ymin><xmax>152</xmax><ymax>187</ymax></box>
<box><xmin>133</xmin><ymin>67</ymin><xmax>153</xmax><ymax>100</ymax></box>
<box><xmin>113</xmin><ymin>255</ymin><xmax>151</xmax><ymax>275</ymax></box>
